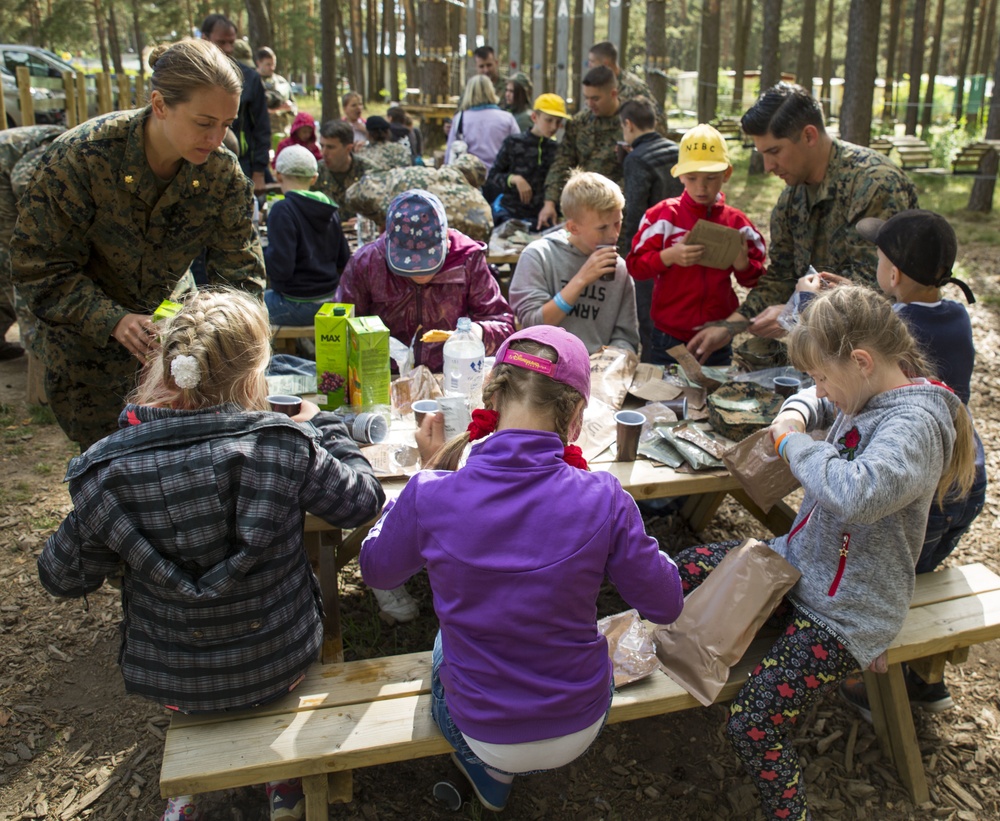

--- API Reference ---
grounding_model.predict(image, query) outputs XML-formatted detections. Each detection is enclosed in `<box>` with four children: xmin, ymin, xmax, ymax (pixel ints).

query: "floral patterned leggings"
<box><xmin>675</xmin><ymin>541</ymin><xmax>860</xmax><ymax>821</ymax></box>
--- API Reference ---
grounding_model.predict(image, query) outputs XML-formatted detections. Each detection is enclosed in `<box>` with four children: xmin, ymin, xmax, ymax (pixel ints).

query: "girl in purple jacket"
<box><xmin>360</xmin><ymin>326</ymin><xmax>683</xmax><ymax>811</ymax></box>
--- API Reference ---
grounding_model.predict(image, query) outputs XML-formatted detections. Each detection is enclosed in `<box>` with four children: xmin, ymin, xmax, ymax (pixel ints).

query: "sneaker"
<box><xmin>450</xmin><ymin>752</ymin><xmax>512</xmax><ymax>812</ymax></box>
<box><xmin>266</xmin><ymin>778</ymin><xmax>305</xmax><ymax>821</ymax></box>
<box><xmin>905</xmin><ymin>669</ymin><xmax>955</xmax><ymax>713</ymax></box>
<box><xmin>839</xmin><ymin>676</ymin><xmax>873</xmax><ymax>723</ymax></box>
<box><xmin>373</xmin><ymin>585</ymin><xmax>419</xmax><ymax>623</ymax></box>
<box><xmin>160</xmin><ymin>796</ymin><xmax>200</xmax><ymax>820</ymax></box>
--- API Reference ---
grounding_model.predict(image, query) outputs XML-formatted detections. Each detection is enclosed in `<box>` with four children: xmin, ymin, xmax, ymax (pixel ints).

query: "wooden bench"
<box><xmin>892</xmin><ymin>138</ymin><xmax>935</xmax><ymax>171</ymax></box>
<box><xmin>710</xmin><ymin>117</ymin><xmax>743</xmax><ymax>142</ymax></box>
<box><xmin>270</xmin><ymin>324</ymin><xmax>314</xmax><ymax>355</ymax></box>
<box><xmin>160</xmin><ymin>563</ymin><xmax>1000</xmax><ymax>817</ymax></box>
<box><xmin>952</xmin><ymin>141</ymin><xmax>1000</xmax><ymax>174</ymax></box>
<box><xmin>870</xmin><ymin>137</ymin><xmax>893</xmax><ymax>156</ymax></box>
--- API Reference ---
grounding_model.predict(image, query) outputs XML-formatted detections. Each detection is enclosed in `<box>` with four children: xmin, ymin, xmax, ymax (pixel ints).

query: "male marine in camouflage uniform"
<box><xmin>314</xmin><ymin>119</ymin><xmax>370</xmax><ymax>221</ymax></box>
<box><xmin>475</xmin><ymin>45</ymin><xmax>508</xmax><ymax>103</ymax></box>
<box><xmin>10</xmin><ymin>109</ymin><xmax>264</xmax><ymax>450</ymax></box>
<box><xmin>0</xmin><ymin>126</ymin><xmax>65</xmax><ymax>360</ymax></box>
<box><xmin>358</xmin><ymin>116</ymin><xmax>412</xmax><ymax>173</ymax></box>
<box><xmin>537</xmin><ymin>66</ymin><xmax>623</xmax><ymax>228</ymax></box>
<box><xmin>588</xmin><ymin>41</ymin><xmax>667</xmax><ymax>135</ymax></box>
<box><xmin>344</xmin><ymin>153</ymin><xmax>492</xmax><ymax>242</ymax></box>
<box><xmin>686</xmin><ymin>83</ymin><xmax>918</xmax><ymax>362</ymax></box>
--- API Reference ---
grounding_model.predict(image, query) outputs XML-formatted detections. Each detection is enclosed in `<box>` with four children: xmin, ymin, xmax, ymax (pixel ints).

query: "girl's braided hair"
<box><xmin>427</xmin><ymin>339</ymin><xmax>584</xmax><ymax>471</ymax></box>
<box><xmin>131</xmin><ymin>289</ymin><xmax>270</xmax><ymax>412</ymax></box>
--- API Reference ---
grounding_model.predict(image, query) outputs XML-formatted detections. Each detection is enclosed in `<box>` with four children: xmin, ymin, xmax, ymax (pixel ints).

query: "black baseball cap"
<box><xmin>857</xmin><ymin>210</ymin><xmax>974</xmax><ymax>303</ymax></box>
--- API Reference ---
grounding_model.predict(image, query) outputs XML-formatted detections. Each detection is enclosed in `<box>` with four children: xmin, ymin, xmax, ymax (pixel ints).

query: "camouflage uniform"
<box><xmin>344</xmin><ymin>154</ymin><xmax>492</xmax><ymax>242</ymax></box>
<box><xmin>263</xmin><ymin>72</ymin><xmax>296</xmax><ymax>137</ymax></box>
<box><xmin>0</xmin><ymin>126</ymin><xmax>65</xmax><ymax>353</ymax></box>
<box><xmin>357</xmin><ymin>140</ymin><xmax>412</xmax><ymax>173</ymax></box>
<box><xmin>10</xmin><ymin>108</ymin><xmax>265</xmax><ymax>450</ymax></box>
<box><xmin>312</xmin><ymin>153</ymin><xmax>370</xmax><ymax>218</ymax></box>
<box><xmin>739</xmin><ymin>140</ymin><xmax>918</xmax><ymax>319</ymax></box>
<box><xmin>617</xmin><ymin>69</ymin><xmax>667</xmax><ymax>135</ymax></box>
<box><xmin>543</xmin><ymin>109</ymin><xmax>624</xmax><ymax>204</ymax></box>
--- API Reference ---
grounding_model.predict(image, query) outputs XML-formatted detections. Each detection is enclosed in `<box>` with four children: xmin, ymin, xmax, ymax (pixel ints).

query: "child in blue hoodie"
<box><xmin>264</xmin><ymin>144</ymin><xmax>351</xmax><ymax>325</ymax></box>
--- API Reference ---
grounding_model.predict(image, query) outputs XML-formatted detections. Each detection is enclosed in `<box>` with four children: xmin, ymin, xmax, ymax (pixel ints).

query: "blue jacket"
<box><xmin>265</xmin><ymin>191</ymin><xmax>351</xmax><ymax>299</ymax></box>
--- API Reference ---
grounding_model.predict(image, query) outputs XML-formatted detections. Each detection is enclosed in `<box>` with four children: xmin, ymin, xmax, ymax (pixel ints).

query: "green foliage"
<box><xmin>28</xmin><ymin>404</ymin><xmax>57</xmax><ymax>425</ymax></box>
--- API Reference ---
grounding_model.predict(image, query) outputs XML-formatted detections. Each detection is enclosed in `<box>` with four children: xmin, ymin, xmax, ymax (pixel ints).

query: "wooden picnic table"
<box><xmin>304</xmin><ymin>409</ymin><xmax>796</xmax><ymax>661</ymax></box>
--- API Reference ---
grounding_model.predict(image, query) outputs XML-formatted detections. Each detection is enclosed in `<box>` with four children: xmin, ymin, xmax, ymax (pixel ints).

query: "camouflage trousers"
<box><xmin>0</xmin><ymin>248</ymin><xmax>37</xmax><ymax>352</ymax></box>
<box><xmin>41</xmin><ymin>332</ymin><xmax>140</xmax><ymax>451</ymax></box>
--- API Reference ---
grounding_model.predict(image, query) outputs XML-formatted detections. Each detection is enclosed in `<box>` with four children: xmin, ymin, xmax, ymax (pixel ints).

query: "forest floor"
<box><xmin>0</xmin><ymin>156</ymin><xmax>998</xmax><ymax>821</ymax></box>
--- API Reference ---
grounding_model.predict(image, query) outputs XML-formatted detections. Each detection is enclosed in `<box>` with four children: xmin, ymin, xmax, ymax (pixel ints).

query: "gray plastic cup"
<box><xmin>773</xmin><ymin>376</ymin><xmax>802</xmax><ymax>399</ymax></box>
<box><xmin>411</xmin><ymin>399</ymin><xmax>440</xmax><ymax>428</ymax></box>
<box><xmin>615</xmin><ymin>410</ymin><xmax>646</xmax><ymax>462</ymax></box>
<box><xmin>351</xmin><ymin>412</ymin><xmax>388</xmax><ymax>444</ymax></box>
<box><xmin>267</xmin><ymin>394</ymin><xmax>301</xmax><ymax>416</ymax></box>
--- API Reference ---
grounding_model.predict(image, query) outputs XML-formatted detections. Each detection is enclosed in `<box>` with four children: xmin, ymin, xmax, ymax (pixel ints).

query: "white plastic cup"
<box><xmin>411</xmin><ymin>399</ymin><xmax>440</xmax><ymax>427</ymax></box>
<box><xmin>351</xmin><ymin>412</ymin><xmax>388</xmax><ymax>444</ymax></box>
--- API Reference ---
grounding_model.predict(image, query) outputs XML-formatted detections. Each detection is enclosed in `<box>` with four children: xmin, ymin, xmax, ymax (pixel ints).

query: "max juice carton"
<box><xmin>314</xmin><ymin>302</ymin><xmax>354</xmax><ymax>409</ymax></box>
<box><xmin>347</xmin><ymin>316</ymin><xmax>391</xmax><ymax>409</ymax></box>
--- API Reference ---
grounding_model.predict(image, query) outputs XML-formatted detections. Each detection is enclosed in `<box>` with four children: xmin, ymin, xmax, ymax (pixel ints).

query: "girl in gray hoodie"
<box><xmin>674</xmin><ymin>286</ymin><xmax>977</xmax><ymax>821</ymax></box>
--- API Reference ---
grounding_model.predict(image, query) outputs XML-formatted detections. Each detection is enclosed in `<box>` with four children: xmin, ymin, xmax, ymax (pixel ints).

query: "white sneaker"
<box><xmin>373</xmin><ymin>585</ymin><xmax>419</xmax><ymax>623</ymax></box>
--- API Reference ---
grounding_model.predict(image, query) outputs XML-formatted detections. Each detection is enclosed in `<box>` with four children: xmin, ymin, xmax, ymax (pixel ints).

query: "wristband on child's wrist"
<box><xmin>774</xmin><ymin>431</ymin><xmax>792</xmax><ymax>457</ymax></box>
<box><xmin>553</xmin><ymin>292</ymin><xmax>574</xmax><ymax>313</ymax></box>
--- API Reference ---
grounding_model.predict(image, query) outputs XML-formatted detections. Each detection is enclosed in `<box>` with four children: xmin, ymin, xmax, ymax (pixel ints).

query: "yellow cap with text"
<box><xmin>671</xmin><ymin>123</ymin><xmax>731</xmax><ymax>177</ymax></box>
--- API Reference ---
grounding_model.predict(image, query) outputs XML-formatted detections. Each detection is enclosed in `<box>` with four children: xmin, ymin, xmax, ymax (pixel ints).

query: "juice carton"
<box><xmin>347</xmin><ymin>316</ymin><xmax>391</xmax><ymax>409</ymax></box>
<box><xmin>314</xmin><ymin>302</ymin><xmax>355</xmax><ymax>409</ymax></box>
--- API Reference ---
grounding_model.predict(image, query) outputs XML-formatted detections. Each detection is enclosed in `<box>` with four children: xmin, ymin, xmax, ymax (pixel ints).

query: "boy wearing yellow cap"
<box><xmin>625</xmin><ymin>123</ymin><xmax>766</xmax><ymax>366</ymax></box>
<box><xmin>487</xmin><ymin>93</ymin><xmax>572</xmax><ymax>225</ymax></box>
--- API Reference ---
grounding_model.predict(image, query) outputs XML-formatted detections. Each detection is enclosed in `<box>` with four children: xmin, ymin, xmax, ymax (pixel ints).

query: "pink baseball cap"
<box><xmin>493</xmin><ymin>326</ymin><xmax>591</xmax><ymax>403</ymax></box>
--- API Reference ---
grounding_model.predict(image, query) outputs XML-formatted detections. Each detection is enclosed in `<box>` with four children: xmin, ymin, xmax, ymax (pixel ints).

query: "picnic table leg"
<box><xmin>727</xmin><ymin>489</ymin><xmax>796</xmax><ymax>536</ymax></box>
<box><xmin>680</xmin><ymin>491</ymin><xmax>727</xmax><ymax>532</ymax></box>
<box><xmin>319</xmin><ymin>530</ymin><xmax>344</xmax><ymax>663</ymax></box>
<box><xmin>302</xmin><ymin>773</ymin><xmax>328</xmax><ymax>820</ymax></box>
<box><xmin>328</xmin><ymin>771</ymin><xmax>353</xmax><ymax>803</ymax></box>
<box><xmin>863</xmin><ymin>665</ymin><xmax>930</xmax><ymax>804</ymax></box>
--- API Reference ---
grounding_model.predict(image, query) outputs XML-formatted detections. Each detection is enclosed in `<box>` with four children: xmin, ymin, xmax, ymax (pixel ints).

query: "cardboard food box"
<box><xmin>314</xmin><ymin>302</ymin><xmax>355</xmax><ymax>409</ymax></box>
<box><xmin>347</xmin><ymin>315</ymin><xmax>390</xmax><ymax>409</ymax></box>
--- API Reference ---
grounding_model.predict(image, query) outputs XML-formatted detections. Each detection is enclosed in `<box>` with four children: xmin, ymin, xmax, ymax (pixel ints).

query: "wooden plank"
<box><xmin>886</xmin><ymin>588</ymin><xmax>1000</xmax><ymax>664</ymax></box>
<box><xmin>907</xmin><ymin>654</ymin><xmax>947</xmax><ymax>684</ymax></box>
<box><xmin>328</xmin><ymin>771</ymin><xmax>353</xmax><ymax>804</ymax></box>
<box><xmin>910</xmin><ymin>563</ymin><xmax>1000</xmax><ymax>608</ymax></box>
<box><xmin>870</xmin><ymin>664</ymin><xmax>930</xmax><ymax>803</ymax></box>
<box><xmin>302</xmin><ymin>773</ymin><xmax>327</xmax><ymax>820</ymax></box>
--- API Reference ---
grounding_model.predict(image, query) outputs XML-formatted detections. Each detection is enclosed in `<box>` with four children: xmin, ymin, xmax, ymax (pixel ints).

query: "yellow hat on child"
<box><xmin>533</xmin><ymin>93</ymin><xmax>571</xmax><ymax>119</ymax></box>
<box><xmin>671</xmin><ymin>123</ymin><xmax>731</xmax><ymax>177</ymax></box>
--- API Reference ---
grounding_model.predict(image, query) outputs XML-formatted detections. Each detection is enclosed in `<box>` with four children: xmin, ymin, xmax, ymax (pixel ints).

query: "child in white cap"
<box><xmin>625</xmin><ymin>123</ymin><xmax>767</xmax><ymax>366</ymax></box>
<box><xmin>264</xmin><ymin>143</ymin><xmax>351</xmax><ymax>325</ymax></box>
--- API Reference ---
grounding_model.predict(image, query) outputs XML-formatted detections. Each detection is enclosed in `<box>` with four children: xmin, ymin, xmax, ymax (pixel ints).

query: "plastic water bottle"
<box><xmin>442</xmin><ymin>317</ymin><xmax>485</xmax><ymax>405</ymax></box>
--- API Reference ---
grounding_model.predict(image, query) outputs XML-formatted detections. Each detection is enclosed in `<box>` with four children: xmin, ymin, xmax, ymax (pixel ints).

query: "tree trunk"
<box><xmin>646</xmin><ymin>0</ymin><xmax>669</xmax><ymax>111</ymax></box>
<box><xmin>967</xmin><ymin>148</ymin><xmax>997</xmax><ymax>210</ymax></box>
<box><xmin>244</xmin><ymin>0</ymin><xmax>274</xmax><ymax>49</ymax></box>
<box><xmin>348</xmin><ymin>0</ymin><xmax>364</xmax><ymax>95</ymax></box>
<box><xmin>955</xmin><ymin>0</ymin><xmax>977</xmax><ymax>120</ymax></box>
<box><xmin>420</xmin><ymin>0</ymin><xmax>450</xmax><ymax>147</ymax></box>
<box><xmin>697</xmin><ymin>0</ymin><xmax>720</xmax><ymax>123</ymax></box>
<box><xmin>385</xmin><ymin>0</ymin><xmax>400</xmax><ymax>100</ymax></box>
<box><xmin>130</xmin><ymin>0</ymin><xmax>145</xmax><ymax>77</ymax></box>
<box><xmin>921</xmin><ymin>0</ymin><xmax>947</xmax><ymax>137</ymax></box>
<box><xmin>796</xmin><ymin>0</ymin><xmax>816</xmax><ymax>88</ymax></box>
<box><xmin>107</xmin><ymin>0</ymin><xmax>124</xmax><ymax>76</ymax></box>
<box><xmin>840</xmin><ymin>0</ymin><xmax>880</xmax><ymax>145</ymax></box>
<box><xmin>93</xmin><ymin>0</ymin><xmax>111</xmax><ymax>73</ymax></box>
<box><xmin>366</xmin><ymin>0</ymin><xmax>379</xmax><ymax>101</ymax></box>
<box><xmin>750</xmin><ymin>0</ymin><xmax>782</xmax><ymax>175</ymax></box>
<box><xmin>403</xmin><ymin>0</ymin><xmax>418</xmax><ymax>91</ymax></box>
<box><xmin>732</xmin><ymin>0</ymin><xmax>752</xmax><ymax>113</ymax></box>
<box><xmin>322</xmin><ymin>0</ymin><xmax>339</xmax><ymax>120</ymax></box>
<box><xmin>882</xmin><ymin>0</ymin><xmax>901</xmax><ymax>122</ymax></box>
<box><xmin>904</xmin><ymin>0</ymin><xmax>927</xmax><ymax>135</ymax></box>
<box><xmin>820</xmin><ymin>0</ymin><xmax>834</xmax><ymax>117</ymax></box>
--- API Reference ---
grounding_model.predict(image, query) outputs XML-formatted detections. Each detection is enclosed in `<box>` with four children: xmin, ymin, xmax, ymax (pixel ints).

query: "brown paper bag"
<box><xmin>653</xmin><ymin>539</ymin><xmax>801</xmax><ymax>706</ymax></box>
<box><xmin>589</xmin><ymin>347</ymin><xmax>639</xmax><ymax>410</ymax></box>
<box><xmin>597</xmin><ymin>609</ymin><xmax>660</xmax><ymax>688</ymax></box>
<box><xmin>722</xmin><ymin>428</ymin><xmax>802</xmax><ymax>513</ymax></box>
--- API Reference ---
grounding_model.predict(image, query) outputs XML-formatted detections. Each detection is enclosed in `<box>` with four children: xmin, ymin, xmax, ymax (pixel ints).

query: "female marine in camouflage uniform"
<box><xmin>11</xmin><ymin>39</ymin><xmax>265</xmax><ymax>450</ymax></box>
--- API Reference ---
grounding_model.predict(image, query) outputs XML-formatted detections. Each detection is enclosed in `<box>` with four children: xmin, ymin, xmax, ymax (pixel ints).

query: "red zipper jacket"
<box><xmin>625</xmin><ymin>190</ymin><xmax>766</xmax><ymax>341</ymax></box>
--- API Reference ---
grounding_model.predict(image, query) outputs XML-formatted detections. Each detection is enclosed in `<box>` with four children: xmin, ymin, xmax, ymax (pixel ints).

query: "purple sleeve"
<box><xmin>359</xmin><ymin>494</ymin><xmax>426</xmax><ymax>589</ymax></box>
<box><xmin>604</xmin><ymin>487</ymin><xmax>684</xmax><ymax>625</ymax></box>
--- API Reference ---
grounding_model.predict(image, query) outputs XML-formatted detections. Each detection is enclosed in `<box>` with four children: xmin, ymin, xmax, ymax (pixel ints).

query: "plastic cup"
<box><xmin>615</xmin><ymin>410</ymin><xmax>646</xmax><ymax>462</ymax></box>
<box><xmin>351</xmin><ymin>412</ymin><xmax>388</xmax><ymax>444</ymax></box>
<box><xmin>411</xmin><ymin>399</ymin><xmax>440</xmax><ymax>428</ymax></box>
<box><xmin>267</xmin><ymin>394</ymin><xmax>301</xmax><ymax>416</ymax></box>
<box><xmin>773</xmin><ymin>376</ymin><xmax>802</xmax><ymax>399</ymax></box>
<box><xmin>664</xmin><ymin>396</ymin><xmax>687</xmax><ymax>420</ymax></box>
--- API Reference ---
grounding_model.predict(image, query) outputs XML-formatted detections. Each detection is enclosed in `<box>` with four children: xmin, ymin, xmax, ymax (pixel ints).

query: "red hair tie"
<box><xmin>562</xmin><ymin>444</ymin><xmax>588</xmax><ymax>470</ymax></box>
<box><xmin>467</xmin><ymin>409</ymin><xmax>499</xmax><ymax>441</ymax></box>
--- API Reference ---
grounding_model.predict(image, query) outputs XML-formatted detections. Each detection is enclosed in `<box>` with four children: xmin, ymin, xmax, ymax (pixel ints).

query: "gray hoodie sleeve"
<box><xmin>508</xmin><ymin>243</ymin><xmax>553</xmax><ymax>329</ymax></box>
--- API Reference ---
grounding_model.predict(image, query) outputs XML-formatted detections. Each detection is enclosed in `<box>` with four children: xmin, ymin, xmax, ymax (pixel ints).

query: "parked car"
<box><xmin>0</xmin><ymin>44</ymin><xmax>93</xmax><ymax>127</ymax></box>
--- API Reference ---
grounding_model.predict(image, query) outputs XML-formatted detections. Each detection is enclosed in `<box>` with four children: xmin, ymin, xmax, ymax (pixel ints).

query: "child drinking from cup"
<box><xmin>37</xmin><ymin>289</ymin><xmax>385</xmax><ymax>821</ymax></box>
<box><xmin>673</xmin><ymin>286</ymin><xmax>976</xmax><ymax>821</ymax></box>
<box><xmin>359</xmin><ymin>325</ymin><xmax>683</xmax><ymax>812</ymax></box>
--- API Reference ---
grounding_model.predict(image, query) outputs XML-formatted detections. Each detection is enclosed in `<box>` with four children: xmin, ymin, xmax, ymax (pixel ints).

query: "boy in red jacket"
<box><xmin>626</xmin><ymin>124</ymin><xmax>766</xmax><ymax>366</ymax></box>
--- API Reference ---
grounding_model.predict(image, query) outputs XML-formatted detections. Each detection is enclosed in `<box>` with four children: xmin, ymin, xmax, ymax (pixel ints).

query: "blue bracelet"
<box><xmin>553</xmin><ymin>292</ymin><xmax>574</xmax><ymax>313</ymax></box>
<box><xmin>777</xmin><ymin>434</ymin><xmax>793</xmax><ymax>462</ymax></box>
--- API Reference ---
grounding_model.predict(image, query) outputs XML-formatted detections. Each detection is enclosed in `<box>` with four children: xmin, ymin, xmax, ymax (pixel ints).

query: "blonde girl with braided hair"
<box><xmin>38</xmin><ymin>290</ymin><xmax>384</xmax><ymax>821</ymax></box>
<box><xmin>360</xmin><ymin>325</ymin><xmax>683</xmax><ymax>812</ymax></box>
<box><xmin>672</xmin><ymin>285</ymin><xmax>976</xmax><ymax>821</ymax></box>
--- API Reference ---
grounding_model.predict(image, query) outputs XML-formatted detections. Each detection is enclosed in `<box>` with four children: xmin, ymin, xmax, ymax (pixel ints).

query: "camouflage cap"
<box><xmin>232</xmin><ymin>39</ymin><xmax>254</xmax><ymax>66</ymax></box>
